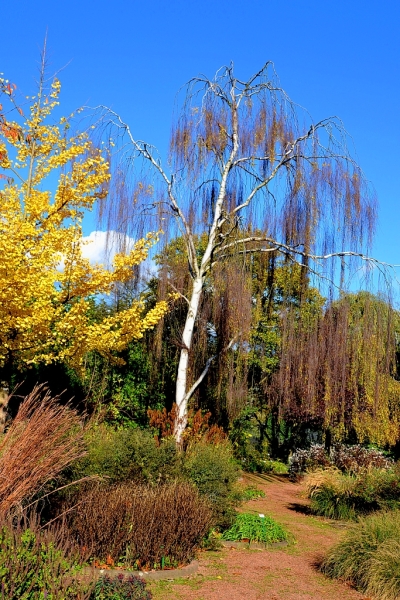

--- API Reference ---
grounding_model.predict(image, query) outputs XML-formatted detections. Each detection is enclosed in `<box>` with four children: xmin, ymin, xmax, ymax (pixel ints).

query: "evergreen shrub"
<box><xmin>182</xmin><ymin>442</ymin><xmax>240</xmax><ymax>529</ymax></box>
<box><xmin>72</xmin><ymin>425</ymin><xmax>181</xmax><ymax>484</ymax></box>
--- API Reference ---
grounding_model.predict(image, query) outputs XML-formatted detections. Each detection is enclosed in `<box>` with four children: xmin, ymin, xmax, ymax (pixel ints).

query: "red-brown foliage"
<box><xmin>148</xmin><ymin>404</ymin><xmax>226</xmax><ymax>448</ymax></box>
<box><xmin>0</xmin><ymin>385</ymin><xmax>85</xmax><ymax>516</ymax></box>
<box><xmin>68</xmin><ymin>481</ymin><xmax>212</xmax><ymax>568</ymax></box>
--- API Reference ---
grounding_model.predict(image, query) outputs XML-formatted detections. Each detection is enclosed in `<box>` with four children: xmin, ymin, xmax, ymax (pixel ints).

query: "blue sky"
<box><xmin>2</xmin><ymin>0</ymin><xmax>400</xmax><ymax>271</ymax></box>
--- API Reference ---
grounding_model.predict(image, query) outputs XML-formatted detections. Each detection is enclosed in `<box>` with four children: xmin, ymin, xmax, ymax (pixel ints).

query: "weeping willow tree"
<box><xmin>96</xmin><ymin>61</ymin><xmax>380</xmax><ymax>442</ymax></box>
<box><xmin>269</xmin><ymin>292</ymin><xmax>400</xmax><ymax>446</ymax></box>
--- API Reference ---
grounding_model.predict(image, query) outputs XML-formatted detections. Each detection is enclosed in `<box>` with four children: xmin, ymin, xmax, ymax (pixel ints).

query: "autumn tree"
<box><xmin>0</xmin><ymin>71</ymin><xmax>169</xmax><ymax>384</ymax></box>
<box><xmin>98</xmin><ymin>62</ymin><xmax>378</xmax><ymax>442</ymax></box>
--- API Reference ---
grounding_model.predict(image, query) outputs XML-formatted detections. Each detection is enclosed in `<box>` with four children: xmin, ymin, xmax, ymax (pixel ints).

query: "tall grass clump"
<box><xmin>305</xmin><ymin>468</ymin><xmax>365</xmax><ymax>520</ymax></box>
<box><xmin>0</xmin><ymin>385</ymin><xmax>85</xmax><ymax>516</ymax></box>
<box><xmin>367</xmin><ymin>539</ymin><xmax>400</xmax><ymax>600</ymax></box>
<box><xmin>322</xmin><ymin>510</ymin><xmax>400</xmax><ymax>600</ymax></box>
<box><xmin>304</xmin><ymin>468</ymin><xmax>400</xmax><ymax>520</ymax></box>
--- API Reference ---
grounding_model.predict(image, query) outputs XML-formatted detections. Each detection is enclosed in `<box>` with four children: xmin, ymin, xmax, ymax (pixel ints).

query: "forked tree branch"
<box><xmin>181</xmin><ymin>336</ymin><xmax>237</xmax><ymax>406</ymax></box>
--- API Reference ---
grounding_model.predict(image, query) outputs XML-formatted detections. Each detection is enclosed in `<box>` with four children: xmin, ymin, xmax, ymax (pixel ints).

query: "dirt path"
<box><xmin>149</xmin><ymin>474</ymin><xmax>367</xmax><ymax>600</ymax></box>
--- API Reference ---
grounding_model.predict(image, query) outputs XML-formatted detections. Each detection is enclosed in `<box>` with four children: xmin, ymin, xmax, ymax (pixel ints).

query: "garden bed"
<box><xmin>84</xmin><ymin>559</ymin><xmax>199</xmax><ymax>582</ymax></box>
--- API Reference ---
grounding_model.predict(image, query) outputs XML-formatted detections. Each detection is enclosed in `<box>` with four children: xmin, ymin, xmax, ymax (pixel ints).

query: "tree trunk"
<box><xmin>0</xmin><ymin>384</ymin><xmax>9</xmax><ymax>434</ymax></box>
<box><xmin>174</xmin><ymin>276</ymin><xmax>203</xmax><ymax>443</ymax></box>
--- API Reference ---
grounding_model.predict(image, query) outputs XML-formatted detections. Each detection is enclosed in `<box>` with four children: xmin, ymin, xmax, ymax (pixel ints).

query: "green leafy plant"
<box><xmin>182</xmin><ymin>441</ymin><xmax>240</xmax><ymax>530</ymax></box>
<box><xmin>239</xmin><ymin>486</ymin><xmax>266</xmax><ymax>501</ymax></box>
<box><xmin>321</xmin><ymin>510</ymin><xmax>400</xmax><ymax>599</ymax></box>
<box><xmin>91</xmin><ymin>573</ymin><xmax>152</xmax><ymax>600</ymax></box>
<box><xmin>222</xmin><ymin>512</ymin><xmax>288</xmax><ymax>544</ymax></box>
<box><xmin>0</xmin><ymin>518</ymin><xmax>94</xmax><ymax>599</ymax></box>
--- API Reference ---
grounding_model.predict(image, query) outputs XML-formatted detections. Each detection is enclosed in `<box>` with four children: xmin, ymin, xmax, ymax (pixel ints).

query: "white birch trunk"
<box><xmin>174</xmin><ymin>275</ymin><xmax>203</xmax><ymax>443</ymax></box>
<box><xmin>0</xmin><ymin>385</ymin><xmax>9</xmax><ymax>434</ymax></box>
<box><xmin>174</xmin><ymin>106</ymin><xmax>239</xmax><ymax>443</ymax></box>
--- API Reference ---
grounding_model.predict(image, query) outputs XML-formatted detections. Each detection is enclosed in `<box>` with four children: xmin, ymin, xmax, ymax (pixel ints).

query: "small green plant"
<box><xmin>261</xmin><ymin>459</ymin><xmax>288</xmax><ymax>475</ymax></box>
<box><xmin>92</xmin><ymin>573</ymin><xmax>152</xmax><ymax>600</ymax></box>
<box><xmin>239</xmin><ymin>485</ymin><xmax>266</xmax><ymax>501</ymax></box>
<box><xmin>0</xmin><ymin>520</ymin><xmax>94</xmax><ymax>599</ymax></box>
<box><xmin>222</xmin><ymin>512</ymin><xmax>288</xmax><ymax>544</ymax></box>
<box><xmin>321</xmin><ymin>510</ymin><xmax>400</xmax><ymax>599</ymax></box>
<box><xmin>200</xmin><ymin>529</ymin><xmax>223</xmax><ymax>551</ymax></box>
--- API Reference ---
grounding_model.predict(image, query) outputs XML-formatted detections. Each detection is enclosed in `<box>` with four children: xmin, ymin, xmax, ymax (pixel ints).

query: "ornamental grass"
<box><xmin>321</xmin><ymin>510</ymin><xmax>400</xmax><ymax>600</ymax></box>
<box><xmin>0</xmin><ymin>384</ymin><xmax>86</xmax><ymax>516</ymax></box>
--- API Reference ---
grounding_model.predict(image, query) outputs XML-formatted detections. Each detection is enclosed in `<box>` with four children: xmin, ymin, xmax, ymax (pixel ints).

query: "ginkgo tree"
<box><xmin>0</xmin><ymin>72</ymin><xmax>169</xmax><ymax>379</ymax></box>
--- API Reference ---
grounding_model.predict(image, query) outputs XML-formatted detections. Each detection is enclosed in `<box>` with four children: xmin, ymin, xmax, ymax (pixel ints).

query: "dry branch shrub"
<box><xmin>288</xmin><ymin>444</ymin><xmax>331</xmax><ymax>479</ymax></box>
<box><xmin>289</xmin><ymin>443</ymin><xmax>393</xmax><ymax>479</ymax></box>
<box><xmin>0</xmin><ymin>385</ymin><xmax>85</xmax><ymax>516</ymax></box>
<box><xmin>331</xmin><ymin>444</ymin><xmax>393</xmax><ymax>474</ymax></box>
<box><xmin>69</xmin><ymin>481</ymin><xmax>212</xmax><ymax>568</ymax></box>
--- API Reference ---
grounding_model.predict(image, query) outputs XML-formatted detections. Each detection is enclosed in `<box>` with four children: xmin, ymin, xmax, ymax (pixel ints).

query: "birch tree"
<box><xmin>99</xmin><ymin>62</ymin><xmax>377</xmax><ymax>442</ymax></box>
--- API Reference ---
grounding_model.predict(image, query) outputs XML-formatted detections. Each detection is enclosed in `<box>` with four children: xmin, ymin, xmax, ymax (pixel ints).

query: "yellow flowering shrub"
<box><xmin>0</xmin><ymin>76</ymin><xmax>168</xmax><ymax>371</ymax></box>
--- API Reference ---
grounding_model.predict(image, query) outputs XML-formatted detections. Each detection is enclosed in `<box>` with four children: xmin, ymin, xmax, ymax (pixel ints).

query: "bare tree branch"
<box><xmin>181</xmin><ymin>337</ymin><xmax>237</xmax><ymax>406</ymax></box>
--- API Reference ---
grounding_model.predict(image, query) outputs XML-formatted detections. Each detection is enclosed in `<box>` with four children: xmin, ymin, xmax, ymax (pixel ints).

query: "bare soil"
<box><xmin>149</xmin><ymin>473</ymin><xmax>368</xmax><ymax>600</ymax></box>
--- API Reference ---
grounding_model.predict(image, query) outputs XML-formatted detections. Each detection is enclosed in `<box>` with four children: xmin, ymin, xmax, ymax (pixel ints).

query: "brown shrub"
<box><xmin>0</xmin><ymin>385</ymin><xmax>86</xmax><ymax>516</ymax></box>
<box><xmin>69</xmin><ymin>481</ymin><xmax>212</xmax><ymax>568</ymax></box>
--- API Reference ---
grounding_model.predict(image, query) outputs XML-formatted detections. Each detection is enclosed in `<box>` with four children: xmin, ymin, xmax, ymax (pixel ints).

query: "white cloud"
<box><xmin>81</xmin><ymin>231</ymin><xmax>136</xmax><ymax>266</ymax></box>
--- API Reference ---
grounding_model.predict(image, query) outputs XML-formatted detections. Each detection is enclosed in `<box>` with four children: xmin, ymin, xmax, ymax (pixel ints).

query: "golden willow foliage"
<box><xmin>272</xmin><ymin>292</ymin><xmax>400</xmax><ymax>446</ymax></box>
<box><xmin>0</xmin><ymin>76</ymin><xmax>168</xmax><ymax>371</ymax></box>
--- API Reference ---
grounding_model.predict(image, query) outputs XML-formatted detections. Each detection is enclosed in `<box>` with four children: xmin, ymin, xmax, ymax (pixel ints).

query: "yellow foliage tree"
<box><xmin>0</xmin><ymin>75</ymin><xmax>168</xmax><ymax>372</ymax></box>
